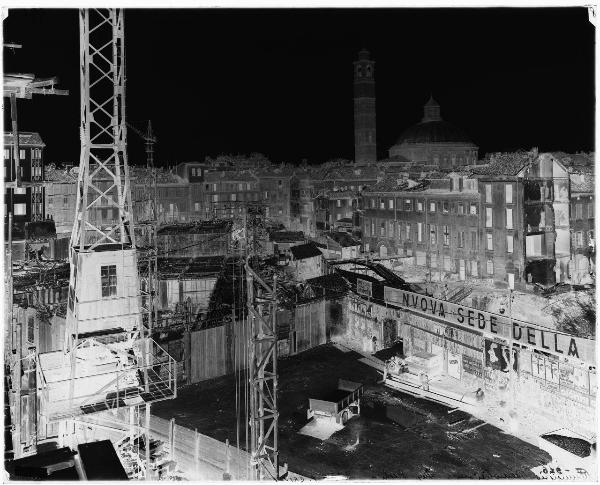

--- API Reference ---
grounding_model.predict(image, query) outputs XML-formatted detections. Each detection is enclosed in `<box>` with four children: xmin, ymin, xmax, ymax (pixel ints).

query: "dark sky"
<box><xmin>3</xmin><ymin>8</ymin><xmax>595</xmax><ymax>166</ymax></box>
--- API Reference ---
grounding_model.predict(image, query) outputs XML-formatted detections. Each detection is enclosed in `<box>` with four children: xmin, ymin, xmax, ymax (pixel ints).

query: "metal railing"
<box><xmin>37</xmin><ymin>337</ymin><xmax>176</xmax><ymax>421</ymax></box>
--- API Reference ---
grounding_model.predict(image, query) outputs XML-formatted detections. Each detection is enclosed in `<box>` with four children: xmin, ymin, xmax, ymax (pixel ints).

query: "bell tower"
<box><xmin>353</xmin><ymin>48</ymin><xmax>377</xmax><ymax>163</ymax></box>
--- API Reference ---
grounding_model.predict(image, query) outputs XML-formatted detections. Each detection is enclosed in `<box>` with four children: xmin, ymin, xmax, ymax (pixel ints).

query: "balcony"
<box><xmin>37</xmin><ymin>337</ymin><xmax>176</xmax><ymax>422</ymax></box>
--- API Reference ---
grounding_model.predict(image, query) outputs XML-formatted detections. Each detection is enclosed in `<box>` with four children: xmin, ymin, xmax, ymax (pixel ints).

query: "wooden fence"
<box><xmin>149</xmin><ymin>415</ymin><xmax>252</xmax><ymax>480</ymax></box>
<box><xmin>188</xmin><ymin>299</ymin><xmax>327</xmax><ymax>385</ymax></box>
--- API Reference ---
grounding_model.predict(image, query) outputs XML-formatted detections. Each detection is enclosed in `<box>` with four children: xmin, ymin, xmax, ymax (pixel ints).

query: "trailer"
<box><xmin>307</xmin><ymin>379</ymin><xmax>363</xmax><ymax>426</ymax></box>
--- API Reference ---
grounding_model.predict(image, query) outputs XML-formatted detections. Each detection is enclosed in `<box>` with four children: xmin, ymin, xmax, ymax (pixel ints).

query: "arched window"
<box><xmin>366</xmin><ymin>65</ymin><xmax>372</xmax><ymax>77</ymax></box>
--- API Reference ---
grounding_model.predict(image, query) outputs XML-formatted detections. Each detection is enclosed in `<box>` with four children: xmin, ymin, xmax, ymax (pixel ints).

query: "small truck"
<box><xmin>307</xmin><ymin>379</ymin><xmax>364</xmax><ymax>426</ymax></box>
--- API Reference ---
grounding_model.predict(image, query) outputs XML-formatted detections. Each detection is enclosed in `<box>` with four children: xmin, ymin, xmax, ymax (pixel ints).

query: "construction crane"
<box><xmin>33</xmin><ymin>9</ymin><xmax>175</xmax><ymax>480</ymax></box>
<box><xmin>127</xmin><ymin>120</ymin><xmax>157</xmax><ymax>168</ymax></box>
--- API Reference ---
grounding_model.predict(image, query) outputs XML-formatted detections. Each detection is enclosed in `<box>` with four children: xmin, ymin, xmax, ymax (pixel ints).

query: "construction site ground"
<box><xmin>153</xmin><ymin>344</ymin><xmax>551</xmax><ymax>479</ymax></box>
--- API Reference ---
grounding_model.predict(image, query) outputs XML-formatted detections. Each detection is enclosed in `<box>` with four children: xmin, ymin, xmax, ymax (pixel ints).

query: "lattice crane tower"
<box><xmin>67</xmin><ymin>9</ymin><xmax>140</xmax><ymax>341</ymax></box>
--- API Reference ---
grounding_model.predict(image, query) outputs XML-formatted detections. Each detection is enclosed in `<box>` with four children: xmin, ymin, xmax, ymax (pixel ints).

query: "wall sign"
<box><xmin>384</xmin><ymin>287</ymin><xmax>595</xmax><ymax>365</ymax></box>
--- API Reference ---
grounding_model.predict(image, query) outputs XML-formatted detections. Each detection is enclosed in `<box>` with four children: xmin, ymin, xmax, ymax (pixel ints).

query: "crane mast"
<box><xmin>33</xmin><ymin>10</ymin><xmax>176</xmax><ymax>479</ymax></box>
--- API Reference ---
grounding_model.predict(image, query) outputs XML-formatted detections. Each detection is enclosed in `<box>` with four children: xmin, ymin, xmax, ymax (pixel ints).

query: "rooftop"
<box><xmin>305</xmin><ymin>273</ymin><xmax>350</xmax><ymax>299</ymax></box>
<box><xmin>270</xmin><ymin>231</ymin><xmax>305</xmax><ymax>243</ymax></box>
<box><xmin>551</xmin><ymin>152</ymin><xmax>594</xmax><ymax>171</ymax></box>
<box><xmin>157</xmin><ymin>220</ymin><xmax>232</xmax><ymax>236</ymax></box>
<box><xmin>204</xmin><ymin>170</ymin><xmax>258</xmax><ymax>183</ymax></box>
<box><xmin>44</xmin><ymin>164</ymin><xmax>77</xmax><ymax>183</ymax></box>
<box><xmin>471</xmin><ymin>151</ymin><xmax>535</xmax><ymax>176</ymax></box>
<box><xmin>364</xmin><ymin>178</ymin><xmax>430</xmax><ymax>193</ymax></box>
<box><xmin>157</xmin><ymin>256</ymin><xmax>225</xmax><ymax>279</ymax></box>
<box><xmin>129</xmin><ymin>166</ymin><xmax>185</xmax><ymax>184</ymax></box>
<box><xmin>570</xmin><ymin>173</ymin><xmax>595</xmax><ymax>194</ymax></box>
<box><xmin>327</xmin><ymin>231</ymin><xmax>360</xmax><ymax>248</ymax></box>
<box><xmin>290</xmin><ymin>242</ymin><xmax>323</xmax><ymax>260</ymax></box>
<box><xmin>4</xmin><ymin>131</ymin><xmax>45</xmax><ymax>147</ymax></box>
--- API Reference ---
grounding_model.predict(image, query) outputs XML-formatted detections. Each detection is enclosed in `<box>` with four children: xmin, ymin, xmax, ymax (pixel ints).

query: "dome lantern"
<box><xmin>422</xmin><ymin>95</ymin><xmax>442</xmax><ymax>122</ymax></box>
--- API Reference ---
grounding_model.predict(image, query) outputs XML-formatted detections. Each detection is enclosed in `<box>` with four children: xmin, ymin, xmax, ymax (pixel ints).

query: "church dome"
<box><xmin>395</xmin><ymin>120</ymin><xmax>474</xmax><ymax>145</ymax></box>
<box><xmin>394</xmin><ymin>96</ymin><xmax>474</xmax><ymax>145</ymax></box>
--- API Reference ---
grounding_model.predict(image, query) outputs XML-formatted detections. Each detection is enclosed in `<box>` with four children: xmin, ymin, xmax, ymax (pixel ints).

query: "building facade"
<box><xmin>362</xmin><ymin>173</ymin><xmax>480</xmax><ymax>279</ymax></box>
<box><xmin>4</xmin><ymin>132</ymin><xmax>47</xmax><ymax>237</ymax></box>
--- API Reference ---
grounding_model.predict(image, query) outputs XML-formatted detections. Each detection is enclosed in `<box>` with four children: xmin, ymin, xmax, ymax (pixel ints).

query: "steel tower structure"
<box><xmin>71</xmin><ymin>9</ymin><xmax>133</xmax><ymax>251</ymax></box>
<box><xmin>245</xmin><ymin>206</ymin><xmax>279</xmax><ymax>480</ymax></box>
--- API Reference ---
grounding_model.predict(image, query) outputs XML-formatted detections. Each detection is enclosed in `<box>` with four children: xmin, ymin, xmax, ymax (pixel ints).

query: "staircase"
<box><xmin>446</xmin><ymin>285</ymin><xmax>472</xmax><ymax>304</ymax></box>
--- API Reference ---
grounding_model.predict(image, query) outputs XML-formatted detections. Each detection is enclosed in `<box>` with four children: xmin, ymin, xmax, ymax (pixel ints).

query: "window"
<box><xmin>380</xmin><ymin>199</ymin><xmax>385</xmax><ymax>209</ymax></box>
<box><xmin>486</xmin><ymin>233</ymin><xmax>493</xmax><ymax>250</ymax></box>
<box><xmin>576</xmin><ymin>231</ymin><xmax>583</xmax><ymax>247</ymax></box>
<box><xmin>380</xmin><ymin>223</ymin><xmax>386</xmax><ymax>236</ymax></box>
<box><xmin>405</xmin><ymin>223</ymin><xmax>411</xmax><ymax>241</ymax></box>
<box><xmin>442</xmin><ymin>201</ymin><xmax>449</xmax><ymax>214</ymax></box>
<box><xmin>264</xmin><ymin>191</ymin><xmax>269</xmax><ymax>199</ymax></box>
<box><xmin>485</xmin><ymin>207</ymin><xmax>493</xmax><ymax>228</ymax></box>
<box><xmin>507</xmin><ymin>235</ymin><xmax>514</xmax><ymax>253</ymax></box>
<box><xmin>471</xmin><ymin>260</ymin><xmax>478</xmax><ymax>276</ymax></box>
<box><xmin>337</xmin><ymin>199</ymin><xmax>342</xmax><ymax>208</ymax></box>
<box><xmin>101</xmin><ymin>265</ymin><xmax>117</xmax><ymax>298</ymax></box>
<box><xmin>487</xmin><ymin>260</ymin><xmax>494</xmax><ymax>275</ymax></box>
<box><xmin>505</xmin><ymin>184</ymin><xmax>513</xmax><ymax>204</ymax></box>
<box><xmin>13</xmin><ymin>203</ymin><xmax>26</xmax><ymax>215</ymax></box>
<box><xmin>429</xmin><ymin>201</ymin><xmax>436</xmax><ymax>212</ymax></box>
<box><xmin>4</xmin><ymin>148</ymin><xmax>9</xmax><ymax>159</ymax></box>
<box><xmin>485</xmin><ymin>184</ymin><xmax>492</xmax><ymax>203</ymax></box>
<box><xmin>470</xmin><ymin>203</ymin><xmax>477</xmax><ymax>215</ymax></box>
<box><xmin>443</xmin><ymin>225</ymin><xmax>450</xmax><ymax>246</ymax></box>
<box><xmin>457</xmin><ymin>202</ymin><xmax>464</xmax><ymax>215</ymax></box>
<box><xmin>404</xmin><ymin>199</ymin><xmax>412</xmax><ymax>211</ymax></box>
<box><xmin>231</xmin><ymin>193</ymin><xmax>237</xmax><ymax>202</ymax></box>
<box><xmin>14</xmin><ymin>187</ymin><xmax>26</xmax><ymax>195</ymax></box>
<box><xmin>576</xmin><ymin>203</ymin><xmax>583</xmax><ymax>220</ymax></box>
<box><xmin>589</xmin><ymin>202</ymin><xmax>594</xmax><ymax>219</ymax></box>
<box><xmin>278</xmin><ymin>180</ymin><xmax>282</xmax><ymax>187</ymax></box>
<box><xmin>471</xmin><ymin>231</ymin><xmax>477</xmax><ymax>250</ymax></box>
<box><xmin>212</xmin><ymin>183</ymin><xmax>217</xmax><ymax>191</ymax></box>
<box><xmin>371</xmin><ymin>222</ymin><xmax>375</xmax><ymax>236</ymax></box>
<box><xmin>429</xmin><ymin>224</ymin><xmax>436</xmax><ymax>245</ymax></box>
<box><xmin>19</xmin><ymin>149</ymin><xmax>25</xmax><ymax>160</ymax></box>
<box><xmin>389</xmin><ymin>221</ymin><xmax>395</xmax><ymax>237</ymax></box>
<box><xmin>417</xmin><ymin>222</ymin><xmax>423</xmax><ymax>242</ymax></box>
<box><xmin>506</xmin><ymin>208</ymin><xmax>513</xmax><ymax>229</ymax></box>
<box><xmin>370</xmin><ymin>198</ymin><xmax>375</xmax><ymax>209</ymax></box>
<box><xmin>337</xmin><ymin>214</ymin><xmax>341</xmax><ymax>221</ymax></box>
<box><xmin>458</xmin><ymin>231</ymin><xmax>465</xmax><ymax>248</ymax></box>
<box><xmin>417</xmin><ymin>200</ymin><xmax>423</xmax><ymax>212</ymax></box>
<box><xmin>388</xmin><ymin>199</ymin><xmax>394</xmax><ymax>209</ymax></box>
<box><xmin>194</xmin><ymin>202</ymin><xmax>200</xmax><ymax>211</ymax></box>
<box><xmin>212</xmin><ymin>194</ymin><xmax>218</xmax><ymax>202</ymax></box>
<box><xmin>191</xmin><ymin>168</ymin><xmax>197</xmax><ymax>177</ymax></box>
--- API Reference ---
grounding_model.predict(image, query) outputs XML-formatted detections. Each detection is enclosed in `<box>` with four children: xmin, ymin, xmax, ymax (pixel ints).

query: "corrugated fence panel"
<box><xmin>295</xmin><ymin>301</ymin><xmax>327</xmax><ymax>353</ymax></box>
<box><xmin>190</xmin><ymin>326</ymin><xmax>227</xmax><ymax>383</ymax></box>
<box><xmin>231</xmin><ymin>321</ymin><xmax>250</xmax><ymax>373</ymax></box>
